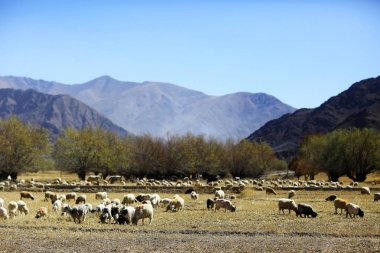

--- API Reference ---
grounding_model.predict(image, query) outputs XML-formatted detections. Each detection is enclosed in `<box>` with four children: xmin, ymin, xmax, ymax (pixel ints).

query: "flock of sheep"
<box><xmin>1</xmin><ymin>184</ymin><xmax>378</xmax><ymax>225</ymax></box>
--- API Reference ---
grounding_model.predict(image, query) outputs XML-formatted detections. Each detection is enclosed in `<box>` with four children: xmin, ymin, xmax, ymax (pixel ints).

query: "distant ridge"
<box><xmin>247</xmin><ymin>76</ymin><xmax>380</xmax><ymax>158</ymax></box>
<box><xmin>0</xmin><ymin>76</ymin><xmax>296</xmax><ymax>139</ymax></box>
<box><xmin>0</xmin><ymin>88</ymin><xmax>128</xmax><ymax>138</ymax></box>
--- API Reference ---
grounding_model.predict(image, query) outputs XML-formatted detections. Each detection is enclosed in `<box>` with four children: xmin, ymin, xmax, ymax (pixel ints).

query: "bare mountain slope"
<box><xmin>0</xmin><ymin>88</ymin><xmax>128</xmax><ymax>137</ymax></box>
<box><xmin>247</xmin><ymin>76</ymin><xmax>380</xmax><ymax>157</ymax></box>
<box><xmin>0</xmin><ymin>76</ymin><xmax>295</xmax><ymax>139</ymax></box>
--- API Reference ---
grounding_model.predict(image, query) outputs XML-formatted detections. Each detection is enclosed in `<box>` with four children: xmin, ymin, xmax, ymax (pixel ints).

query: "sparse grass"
<box><xmin>1</xmin><ymin>186</ymin><xmax>380</xmax><ymax>252</ymax></box>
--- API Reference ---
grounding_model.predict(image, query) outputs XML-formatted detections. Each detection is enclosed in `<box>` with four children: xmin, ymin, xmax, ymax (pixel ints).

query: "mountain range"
<box><xmin>247</xmin><ymin>76</ymin><xmax>380</xmax><ymax>158</ymax></box>
<box><xmin>0</xmin><ymin>88</ymin><xmax>128</xmax><ymax>137</ymax></box>
<box><xmin>0</xmin><ymin>76</ymin><xmax>296</xmax><ymax>139</ymax></box>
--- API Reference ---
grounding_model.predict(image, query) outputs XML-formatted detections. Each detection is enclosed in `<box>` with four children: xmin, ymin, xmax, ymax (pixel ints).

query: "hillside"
<box><xmin>247</xmin><ymin>76</ymin><xmax>380</xmax><ymax>157</ymax></box>
<box><xmin>0</xmin><ymin>88</ymin><xmax>128</xmax><ymax>137</ymax></box>
<box><xmin>0</xmin><ymin>76</ymin><xmax>296</xmax><ymax>139</ymax></box>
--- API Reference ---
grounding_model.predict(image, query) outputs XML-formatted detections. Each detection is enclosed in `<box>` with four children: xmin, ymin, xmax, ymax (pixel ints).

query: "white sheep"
<box><xmin>150</xmin><ymin>193</ymin><xmax>161</xmax><ymax>209</ymax></box>
<box><xmin>95</xmin><ymin>191</ymin><xmax>108</xmax><ymax>200</ymax></box>
<box><xmin>288</xmin><ymin>190</ymin><xmax>296</xmax><ymax>199</ymax></box>
<box><xmin>122</xmin><ymin>194</ymin><xmax>136</xmax><ymax>205</ymax></box>
<box><xmin>190</xmin><ymin>191</ymin><xmax>199</xmax><ymax>200</ymax></box>
<box><xmin>102</xmin><ymin>198</ymin><xmax>112</xmax><ymax>205</ymax></box>
<box><xmin>8</xmin><ymin>201</ymin><xmax>18</xmax><ymax>218</ymax></box>
<box><xmin>63</xmin><ymin>205</ymin><xmax>87</xmax><ymax>223</ymax></box>
<box><xmin>133</xmin><ymin>203</ymin><xmax>154</xmax><ymax>225</ymax></box>
<box><xmin>111</xmin><ymin>198</ymin><xmax>121</xmax><ymax>205</ymax></box>
<box><xmin>0</xmin><ymin>207</ymin><xmax>9</xmax><ymax>220</ymax></box>
<box><xmin>53</xmin><ymin>199</ymin><xmax>63</xmax><ymax>214</ymax></box>
<box><xmin>278</xmin><ymin>198</ymin><xmax>297</xmax><ymax>214</ymax></box>
<box><xmin>166</xmin><ymin>195</ymin><xmax>185</xmax><ymax>212</ymax></box>
<box><xmin>0</xmin><ymin>198</ymin><xmax>3</xmax><ymax>208</ymax></box>
<box><xmin>215</xmin><ymin>189</ymin><xmax>225</xmax><ymax>199</ymax></box>
<box><xmin>16</xmin><ymin>200</ymin><xmax>29</xmax><ymax>215</ymax></box>
<box><xmin>345</xmin><ymin>203</ymin><xmax>364</xmax><ymax>218</ymax></box>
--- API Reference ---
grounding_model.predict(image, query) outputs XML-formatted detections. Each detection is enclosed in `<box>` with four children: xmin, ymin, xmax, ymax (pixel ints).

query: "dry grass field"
<box><xmin>1</xmin><ymin>185</ymin><xmax>380</xmax><ymax>253</ymax></box>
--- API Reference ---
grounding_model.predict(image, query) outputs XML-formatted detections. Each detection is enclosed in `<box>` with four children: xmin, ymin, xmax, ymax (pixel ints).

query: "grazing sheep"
<box><xmin>334</xmin><ymin>198</ymin><xmax>348</xmax><ymax>215</ymax></box>
<box><xmin>9</xmin><ymin>184</ymin><xmax>17</xmax><ymax>191</ymax></box>
<box><xmin>374</xmin><ymin>193</ymin><xmax>380</xmax><ymax>201</ymax></box>
<box><xmin>325</xmin><ymin>195</ymin><xmax>337</xmax><ymax>201</ymax></box>
<box><xmin>110</xmin><ymin>205</ymin><xmax>123</xmax><ymax>223</ymax></box>
<box><xmin>102</xmin><ymin>198</ymin><xmax>112</xmax><ymax>206</ymax></box>
<box><xmin>345</xmin><ymin>203</ymin><xmax>364</xmax><ymax>218</ymax></box>
<box><xmin>190</xmin><ymin>191</ymin><xmax>199</xmax><ymax>200</ymax></box>
<box><xmin>44</xmin><ymin>191</ymin><xmax>56</xmax><ymax>201</ymax></box>
<box><xmin>150</xmin><ymin>194</ymin><xmax>161</xmax><ymax>209</ymax></box>
<box><xmin>66</xmin><ymin>192</ymin><xmax>77</xmax><ymax>202</ymax></box>
<box><xmin>16</xmin><ymin>200</ymin><xmax>29</xmax><ymax>215</ymax></box>
<box><xmin>288</xmin><ymin>190</ymin><xmax>296</xmax><ymax>199</ymax></box>
<box><xmin>63</xmin><ymin>205</ymin><xmax>87</xmax><ymax>223</ymax></box>
<box><xmin>35</xmin><ymin>207</ymin><xmax>48</xmax><ymax>219</ymax></box>
<box><xmin>53</xmin><ymin>199</ymin><xmax>63</xmax><ymax>214</ymax></box>
<box><xmin>159</xmin><ymin>198</ymin><xmax>172</xmax><ymax>208</ymax></box>
<box><xmin>0</xmin><ymin>198</ymin><xmax>3</xmax><ymax>208</ymax></box>
<box><xmin>50</xmin><ymin>193</ymin><xmax>62</xmax><ymax>204</ymax></box>
<box><xmin>166</xmin><ymin>195</ymin><xmax>185</xmax><ymax>212</ymax></box>
<box><xmin>0</xmin><ymin>207</ymin><xmax>9</xmax><ymax>220</ymax></box>
<box><xmin>296</xmin><ymin>203</ymin><xmax>317</xmax><ymax>218</ymax></box>
<box><xmin>118</xmin><ymin>206</ymin><xmax>136</xmax><ymax>225</ymax></box>
<box><xmin>122</xmin><ymin>194</ymin><xmax>137</xmax><ymax>205</ymax></box>
<box><xmin>215</xmin><ymin>189</ymin><xmax>225</xmax><ymax>199</ymax></box>
<box><xmin>266</xmin><ymin>187</ymin><xmax>277</xmax><ymax>195</ymax></box>
<box><xmin>135</xmin><ymin>194</ymin><xmax>151</xmax><ymax>202</ymax></box>
<box><xmin>99</xmin><ymin>204</ymin><xmax>113</xmax><ymax>224</ymax></box>
<box><xmin>207</xmin><ymin>198</ymin><xmax>215</xmax><ymax>210</ymax></box>
<box><xmin>86</xmin><ymin>175</ymin><xmax>101</xmax><ymax>184</ymax></box>
<box><xmin>360</xmin><ymin>187</ymin><xmax>371</xmax><ymax>195</ymax></box>
<box><xmin>20</xmin><ymin>191</ymin><xmax>35</xmax><ymax>200</ymax></box>
<box><xmin>95</xmin><ymin>191</ymin><xmax>108</xmax><ymax>200</ymax></box>
<box><xmin>75</xmin><ymin>194</ymin><xmax>87</xmax><ymax>204</ymax></box>
<box><xmin>215</xmin><ymin>199</ymin><xmax>236</xmax><ymax>212</ymax></box>
<box><xmin>8</xmin><ymin>201</ymin><xmax>18</xmax><ymax>218</ymax></box>
<box><xmin>111</xmin><ymin>198</ymin><xmax>121</xmax><ymax>206</ymax></box>
<box><xmin>278</xmin><ymin>198</ymin><xmax>297</xmax><ymax>214</ymax></box>
<box><xmin>133</xmin><ymin>203</ymin><xmax>154</xmax><ymax>225</ymax></box>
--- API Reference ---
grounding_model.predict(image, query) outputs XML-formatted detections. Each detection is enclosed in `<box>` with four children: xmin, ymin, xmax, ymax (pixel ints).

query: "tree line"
<box><xmin>1</xmin><ymin>116</ymin><xmax>379</xmax><ymax>182</ymax></box>
<box><xmin>0</xmin><ymin>116</ymin><xmax>285</xmax><ymax>180</ymax></box>
<box><xmin>291</xmin><ymin>128</ymin><xmax>380</xmax><ymax>182</ymax></box>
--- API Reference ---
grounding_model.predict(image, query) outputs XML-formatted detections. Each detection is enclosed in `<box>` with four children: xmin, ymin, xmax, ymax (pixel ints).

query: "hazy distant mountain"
<box><xmin>0</xmin><ymin>76</ymin><xmax>296</xmax><ymax>139</ymax></box>
<box><xmin>0</xmin><ymin>88</ymin><xmax>128</xmax><ymax>137</ymax></box>
<box><xmin>247</xmin><ymin>76</ymin><xmax>380</xmax><ymax>157</ymax></box>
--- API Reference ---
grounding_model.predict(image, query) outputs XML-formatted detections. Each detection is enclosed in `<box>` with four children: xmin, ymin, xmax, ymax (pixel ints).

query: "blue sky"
<box><xmin>0</xmin><ymin>0</ymin><xmax>379</xmax><ymax>108</ymax></box>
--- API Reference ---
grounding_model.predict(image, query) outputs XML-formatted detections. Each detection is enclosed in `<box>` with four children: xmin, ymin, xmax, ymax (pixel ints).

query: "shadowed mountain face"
<box><xmin>0</xmin><ymin>88</ymin><xmax>128</xmax><ymax>138</ymax></box>
<box><xmin>247</xmin><ymin>76</ymin><xmax>380</xmax><ymax>158</ymax></box>
<box><xmin>0</xmin><ymin>76</ymin><xmax>295</xmax><ymax>139</ymax></box>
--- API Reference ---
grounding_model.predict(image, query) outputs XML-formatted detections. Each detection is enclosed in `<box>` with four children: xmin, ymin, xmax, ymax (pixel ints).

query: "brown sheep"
<box><xmin>66</xmin><ymin>192</ymin><xmax>77</xmax><ymax>202</ymax></box>
<box><xmin>334</xmin><ymin>198</ymin><xmax>348</xmax><ymax>215</ymax></box>
<box><xmin>20</xmin><ymin>191</ymin><xmax>35</xmax><ymax>200</ymax></box>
